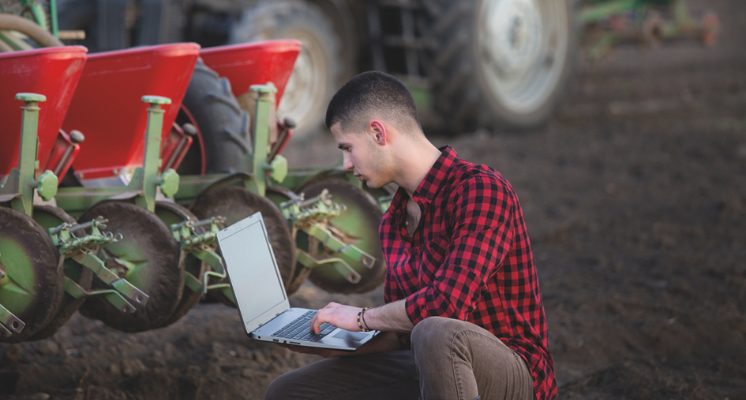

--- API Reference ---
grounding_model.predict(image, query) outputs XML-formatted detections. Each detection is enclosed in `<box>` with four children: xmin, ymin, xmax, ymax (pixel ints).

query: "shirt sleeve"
<box><xmin>404</xmin><ymin>175</ymin><xmax>516</xmax><ymax>325</ymax></box>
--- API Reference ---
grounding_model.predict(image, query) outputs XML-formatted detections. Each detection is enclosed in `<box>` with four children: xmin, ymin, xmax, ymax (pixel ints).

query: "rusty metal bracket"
<box><xmin>72</xmin><ymin>251</ymin><xmax>149</xmax><ymax>307</ymax></box>
<box><xmin>279</xmin><ymin>189</ymin><xmax>346</xmax><ymax>225</ymax></box>
<box><xmin>295</xmin><ymin>250</ymin><xmax>362</xmax><ymax>284</ymax></box>
<box><xmin>46</xmin><ymin>215</ymin><xmax>145</xmax><ymax>312</ymax></box>
<box><xmin>48</xmin><ymin>216</ymin><xmax>122</xmax><ymax>255</ymax></box>
<box><xmin>63</xmin><ymin>276</ymin><xmax>136</xmax><ymax>313</ymax></box>
<box><xmin>302</xmin><ymin>223</ymin><xmax>376</xmax><ymax>270</ymax></box>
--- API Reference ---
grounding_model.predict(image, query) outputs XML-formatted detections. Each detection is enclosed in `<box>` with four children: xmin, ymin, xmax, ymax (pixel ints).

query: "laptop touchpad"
<box><xmin>333</xmin><ymin>331</ymin><xmax>369</xmax><ymax>342</ymax></box>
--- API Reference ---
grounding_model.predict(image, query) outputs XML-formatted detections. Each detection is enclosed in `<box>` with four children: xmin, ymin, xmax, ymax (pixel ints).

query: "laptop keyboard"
<box><xmin>272</xmin><ymin>310</ymin><xmax>336</xmax><ymax>343</ymax></box>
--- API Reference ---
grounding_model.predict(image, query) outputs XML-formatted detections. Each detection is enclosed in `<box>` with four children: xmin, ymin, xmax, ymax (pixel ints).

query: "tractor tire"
<box><xmin>420</xmin><ymin>0</ymin><xmax>577</xmax><ymax>134</ymax></box>
<box><xmin>179</xmin><ymin>58</ymin><xmax>251</xmax><ymax>175</ymax></box>
<box><xmin>55</xmin><ymin>0</ymin><xmax>101</xmax><ymax>51</ymax></box>
<box><xmin>229</xmin><ymin>0</ymin><xmax>344</xmax><ymax>141</ymax></box>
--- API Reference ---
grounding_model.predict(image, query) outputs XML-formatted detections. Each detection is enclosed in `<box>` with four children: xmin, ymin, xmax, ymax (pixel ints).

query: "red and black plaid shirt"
<box><xmin>381</xmin><ymin>146</ymin><xmax>556</xmax><ymax>400</ymax></box>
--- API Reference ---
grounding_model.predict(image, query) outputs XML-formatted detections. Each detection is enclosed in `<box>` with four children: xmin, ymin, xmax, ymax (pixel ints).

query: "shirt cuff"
<box><xmin>404</xmin><ymin>287</ymin><xmax>432</xmax><ymax>326</ymax></box>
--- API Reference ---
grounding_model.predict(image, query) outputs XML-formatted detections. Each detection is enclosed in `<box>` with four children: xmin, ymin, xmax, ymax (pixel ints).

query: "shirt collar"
<box><xmin>389</xmin><ymin>145</ymin><xmax>459</xmax><ymax>214</ymax></box>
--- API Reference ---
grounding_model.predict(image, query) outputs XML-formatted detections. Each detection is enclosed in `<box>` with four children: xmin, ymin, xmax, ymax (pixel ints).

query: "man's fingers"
<box><xmin>310</xmin><ymin>312</ymin><xmax>318</xmax><ymax>332</ymax></box>
<box><xmin>311</xmin><ymin>310</ymin><xmax>324</xmax><ymax>334</ymax></box>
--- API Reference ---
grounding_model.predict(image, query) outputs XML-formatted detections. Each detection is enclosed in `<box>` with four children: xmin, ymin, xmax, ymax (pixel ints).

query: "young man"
<box><xmin>265</xmin><ymin>72</ymin><xmax>556</xmax><ymax>400</ymax></box>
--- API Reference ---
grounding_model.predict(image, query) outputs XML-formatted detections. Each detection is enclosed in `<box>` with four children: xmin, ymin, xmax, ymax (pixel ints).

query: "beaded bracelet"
<box><xmin>357</xmin><ymin>307</ymin><xmax>371</xmax><ymax>332</ymax></box>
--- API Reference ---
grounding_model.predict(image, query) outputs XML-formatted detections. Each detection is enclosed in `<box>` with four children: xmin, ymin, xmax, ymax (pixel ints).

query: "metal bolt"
<box><xmin>69</xmin><ymin>130</ymin><xmax>85</xmax><ymax>144</ymax></box>
<box><xmin>283</xmin><ymin>117</ymin><xmax>297</xmax><ymax>129</ymax></box>
<box><xmin>182</xmin><ymin>123</ymin><xmax>198</xmax><ymax>137</ymax></box>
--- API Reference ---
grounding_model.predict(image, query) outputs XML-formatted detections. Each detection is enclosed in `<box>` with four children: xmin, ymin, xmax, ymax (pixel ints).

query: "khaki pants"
<box><xmin>265</xmin><ymin>317</ymin><xmax>534</xmax><ymax>400</ymax></box>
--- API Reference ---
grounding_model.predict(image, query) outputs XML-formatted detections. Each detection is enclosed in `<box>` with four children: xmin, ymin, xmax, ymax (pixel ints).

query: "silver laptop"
<box><xmin>217</xmin><ymin>212</ymin><xmax>379</xmax><ymax>351</ymax></box>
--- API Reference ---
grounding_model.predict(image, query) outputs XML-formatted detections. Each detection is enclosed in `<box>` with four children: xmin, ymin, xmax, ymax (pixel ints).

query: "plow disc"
<box><xmin>28</xmin><ymin>205</ymin><xmax>92</xmax><ymax>341</ymax></box>
<box><xmin>77</xmin><ymin>202</ymin><xmax>183</xmax><ymax>332</ymax></box>
<box><xmin>190</xmin><ymin>185</ymin><xmax>296</xmax><ymax>304</ymax></box>
<box><xmin>297</xmin><ymin>179</ymin><xmax>385</xmax><ymax>294</ymax></box>
<box><xmin>0</xmin><ymin>207</ymin><xmax>63</xmax><ymax>342</ymax></box>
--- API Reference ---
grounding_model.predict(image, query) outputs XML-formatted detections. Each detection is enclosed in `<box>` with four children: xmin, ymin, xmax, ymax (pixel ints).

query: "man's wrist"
<box><xmin>356</xmin><ymin>307</ymin><xmax>371</xmax><ymax>332</ymax></box>
<box><xmin>361</xmin><ymin>307</ymin><xmax>371</xmax><ymax>331</ymax></box>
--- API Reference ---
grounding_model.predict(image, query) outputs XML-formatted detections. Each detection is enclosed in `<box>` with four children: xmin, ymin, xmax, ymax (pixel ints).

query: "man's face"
<box><xmin>330</xmin><ymin>122</ymin><xmax>388</xmax><ymax>189</ymax></box>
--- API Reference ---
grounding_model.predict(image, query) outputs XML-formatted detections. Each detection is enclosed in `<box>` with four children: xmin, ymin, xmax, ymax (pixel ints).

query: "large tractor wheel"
<box><xmin>0</xmin><ymin>207</ymin><xmax>64</xmax><ymax>343</ymax></box>
<box><xmin>297</xmin><ymin>179</ymin><xmax>385</xmax><ymax>294</ymax></box>
<box><xmin>178</xmin><ymin>58</ymin><xmax>251</xmax><ymax>175</ymax></box>
<box><xmin>77</xmin><ymin>202</ymin><xmax>184</xmax><ymax>332</ymax></box>
<box><xmin>421</xmin><ymin>0</ymin><xmax>577</xmax><ymax>133</ymax></box>
<box><xmin>0</xmin><ymin>13</ymin><xmax>63</xmax><ymax>51</ymax></box>
<box><xmin>153</xmin><ymin>201</ymin><xmax>209</xmax><ymax>327</ymax></box>
<box><xmin>229</xmin><ymin>0</ymin><xmax>345</xmax><ymax>140</ymax></box>
<box><xmin>28</xmin><ymin>206</ymin><xmax>92</xmax><ymax>341</ymax></box>
<box><xmin>190</xmin><ymin>186</ymin><xmax>296</xmax><ymax>303</ymax></box>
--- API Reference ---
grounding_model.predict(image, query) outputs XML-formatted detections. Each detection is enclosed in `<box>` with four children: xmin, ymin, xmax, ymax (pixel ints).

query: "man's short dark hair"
<box><xmin>325</xmin><ymin>71</ymin><xmax>422</xmax><ymax>133</ymax></box>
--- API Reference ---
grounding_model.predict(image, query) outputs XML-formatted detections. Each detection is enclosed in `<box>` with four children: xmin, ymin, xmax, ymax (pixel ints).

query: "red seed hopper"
<box><xmin>199</xmin><ymin>40</ymin><xmax>301</xmax><ymax>109</ymax></box>
<box><xmin>62</xmin><ymin>43</ymin><xmax>200</xmax><ymax>181</ymax></box>
<box><xmin>0</xmin><ymin>46</ymin><xmax>87</xmax><ymax>178</ymax></box>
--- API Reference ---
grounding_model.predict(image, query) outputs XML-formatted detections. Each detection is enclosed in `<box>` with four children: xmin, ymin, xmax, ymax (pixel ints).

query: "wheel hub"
<box><xmin>278</xmin><ymin>45</ymin><xmax>313</xmax><ymax>118</ymax></box>
<box><xmin>484</xmin><ymin>0</ymin><xmax>543</xmax><ymax>76</ymax></box>
<box><xmin>478</xmin><ymin>0</ymin><xmax>571</xmax><ymax>114</ymax></box>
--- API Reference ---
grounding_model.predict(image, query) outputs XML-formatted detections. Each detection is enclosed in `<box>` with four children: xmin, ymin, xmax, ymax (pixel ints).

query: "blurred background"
<box><xmin>1</xmin><ymin>0</ymin><xmax>744</xmax><ymax>399</ymax></box>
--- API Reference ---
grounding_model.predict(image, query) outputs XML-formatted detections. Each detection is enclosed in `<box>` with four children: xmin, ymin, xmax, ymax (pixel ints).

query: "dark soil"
<box><xmin>2</xmin><ymin>0</ymin><xmax>745</xmax><ymax>398</ymax></box>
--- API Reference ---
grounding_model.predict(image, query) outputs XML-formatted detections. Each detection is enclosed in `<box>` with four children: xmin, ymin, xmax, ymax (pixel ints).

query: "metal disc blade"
<box><xmin>77</xmin><ymin>202</ymin><xmax>184</xmax><ymax>332</ymax></box>
<box><xmin>0</xmin><ymin>207</ymin><xmax>64</xmax><ymax>343</ymax></box>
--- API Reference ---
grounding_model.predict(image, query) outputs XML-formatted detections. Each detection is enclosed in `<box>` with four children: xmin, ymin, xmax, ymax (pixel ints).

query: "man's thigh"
<box><xmin>265</xmin><ymin>350</ymin><xmax>419</xmax><ymax>400</ymax></box>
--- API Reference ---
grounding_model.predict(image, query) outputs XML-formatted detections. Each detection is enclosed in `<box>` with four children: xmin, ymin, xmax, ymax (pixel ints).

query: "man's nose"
<box><xmin>342</xmin><ymin>154</ymin><xmax>354</xmax><ymax>171</ymax></box>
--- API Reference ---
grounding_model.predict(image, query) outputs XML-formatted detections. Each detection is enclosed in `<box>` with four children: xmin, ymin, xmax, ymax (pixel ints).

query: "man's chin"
<box><xmin>363</xmin><ymin>180</ymin><xmax>381</xmax><ymax>189</ymax></box>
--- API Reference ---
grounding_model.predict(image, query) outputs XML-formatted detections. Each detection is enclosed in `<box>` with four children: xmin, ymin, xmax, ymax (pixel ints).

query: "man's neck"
<box><xmin>395</xmin><ymin>141</ymin><xmax>442</xmax><ymax>199</ymax></box>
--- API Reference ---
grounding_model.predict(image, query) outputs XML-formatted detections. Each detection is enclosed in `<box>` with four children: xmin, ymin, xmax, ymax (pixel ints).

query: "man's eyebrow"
<box><xmin>337</xmin><ymin>143</ymin><xmax>349</xmax><ymax>150</ymax></box>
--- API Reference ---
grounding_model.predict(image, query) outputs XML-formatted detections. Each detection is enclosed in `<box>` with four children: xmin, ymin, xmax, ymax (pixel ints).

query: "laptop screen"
<box><xmin>218</xmin><ymin>214</ymin><xmax>287</xmax><ymax>331</ymax></box>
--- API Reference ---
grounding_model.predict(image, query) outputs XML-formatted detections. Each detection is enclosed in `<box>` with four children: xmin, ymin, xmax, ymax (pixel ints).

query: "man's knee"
<box><xmin>265</xmin><ymin>373</ymin><xmax>292</xmax><ymax>400</ymax></box>
<box><xmin>411</xmin><ymin>317</ymin><xmax>464</xmax><ymax>355</ymax></box>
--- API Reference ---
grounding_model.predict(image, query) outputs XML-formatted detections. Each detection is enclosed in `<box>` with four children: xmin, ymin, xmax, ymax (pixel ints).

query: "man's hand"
<box><xmin>310</xmin><ymin>300</ymin><xmax>415</xmax><ymax>334</ymax></box>
<box><xmin>310</xmin><ymin>302</ymin><xmax>363</xmax><ymax>334</ymax></box>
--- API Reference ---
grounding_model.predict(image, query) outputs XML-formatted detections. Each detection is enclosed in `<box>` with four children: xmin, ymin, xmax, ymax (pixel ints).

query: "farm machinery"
<box><xmin>46</xmin><ymin>0</ymin><xmax>721</xmax><ymax>138</ymax></box>
<box><xmin>0</xmin><ymin>18</ymin><xmax>388</xmax><ymax>342</ymax></box>
<box><xmin>0</xmin><ymin>0</ymin><xmax>719</xmax><ymax>344</ymax></box>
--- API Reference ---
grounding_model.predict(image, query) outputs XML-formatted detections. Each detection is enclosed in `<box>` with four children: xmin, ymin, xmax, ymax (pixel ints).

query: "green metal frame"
<box><xmin>0</xmin><ymin>93</ymin><xmax>57</xmax><ymax>216</ymax></box>
<box><xmin>47</xmin><ymin>216</ymin><xmax>147</xmax><ymax>313</ymax></box>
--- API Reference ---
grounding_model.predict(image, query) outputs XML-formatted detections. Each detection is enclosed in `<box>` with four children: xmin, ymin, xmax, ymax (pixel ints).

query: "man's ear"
<box><xmin>368</xmin><ymin>120</ymin><xmax>387</xmax><ymax>145</ymax></box>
